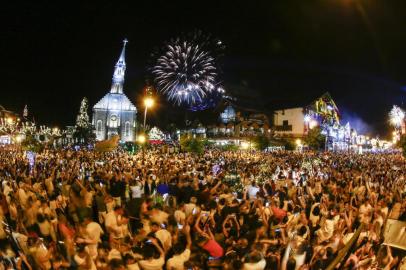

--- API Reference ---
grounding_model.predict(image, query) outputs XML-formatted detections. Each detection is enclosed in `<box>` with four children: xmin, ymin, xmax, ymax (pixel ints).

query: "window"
<box><xmin>96</xmin><ymin>120</ymin><xmax>102</xmax><ymax>134</ymax></box>
<box><xmin>125</xmin><ymin>121</ymin><xmax>130</xmax><ymax>137</ymax></box>
<box><xmin>110</xmin><ymin>115</ymin><xmax>118</xmax><ymax>128</ymax></box>
<box><xmin>283</xmin><ymin>120</ymin><xmax>289</xmax><ymax>126</ymax></box>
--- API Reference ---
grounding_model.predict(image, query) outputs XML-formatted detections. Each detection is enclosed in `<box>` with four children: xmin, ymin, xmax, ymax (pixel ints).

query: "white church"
<box><xmin>92</xmin><ymin>40</ymin><xmax>137</xmax><ymax>142</ymax></box>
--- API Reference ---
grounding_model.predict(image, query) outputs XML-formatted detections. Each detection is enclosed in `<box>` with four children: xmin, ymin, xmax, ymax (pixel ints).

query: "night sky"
<box><xmin>2</xmin><ymin>0</ymin><xmax>406</xmax><ymax>137</ymax></box>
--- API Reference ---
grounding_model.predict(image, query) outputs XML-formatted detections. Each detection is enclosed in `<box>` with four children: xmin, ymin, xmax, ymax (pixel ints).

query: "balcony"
<box><xmin>274</xmin><ymin>125</ymin><xmax>292</xmax><ymax>131</ymax></box>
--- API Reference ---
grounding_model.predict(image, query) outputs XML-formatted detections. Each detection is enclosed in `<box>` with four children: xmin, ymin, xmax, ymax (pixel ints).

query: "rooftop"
<box><xmin>93</xmin><ymin>92</ymin><xmax>137</xmax><ymax>112</ymax></box>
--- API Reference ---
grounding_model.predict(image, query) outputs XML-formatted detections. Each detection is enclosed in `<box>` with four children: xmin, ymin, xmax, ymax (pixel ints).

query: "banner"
<box><xmin>383</xmin><ymin>219</ymin><xmax>406</xmax><ymax>250</ymax></box>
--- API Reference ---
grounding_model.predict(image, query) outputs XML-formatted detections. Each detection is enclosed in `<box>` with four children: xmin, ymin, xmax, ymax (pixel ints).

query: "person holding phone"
<box><xmin>138</xmin><ymin>238</ymin><xmax>165</xmax><ymax>270</ymax></box>
<box><xmin>166</xmin><ymin>225</ymin><xmax>192</xmax><ymax>270</ymax></box>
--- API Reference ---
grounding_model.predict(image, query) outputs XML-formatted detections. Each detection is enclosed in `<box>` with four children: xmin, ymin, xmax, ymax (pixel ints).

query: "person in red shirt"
<box><xmin>196</xmin><ymin>228</ymin><xmax>224</xmax><ymax>259</ymax></box>
<box><xmin>270</xmin><ymin>199</ymin><xmax>287</xmax><ymax>222</ymax></box>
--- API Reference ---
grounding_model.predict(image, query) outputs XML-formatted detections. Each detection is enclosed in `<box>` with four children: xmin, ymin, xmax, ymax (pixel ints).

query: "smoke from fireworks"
<box><xmin>151</xmin><ymin>33</ymin><xmax>225</xmax><ymax>107</ymax></box>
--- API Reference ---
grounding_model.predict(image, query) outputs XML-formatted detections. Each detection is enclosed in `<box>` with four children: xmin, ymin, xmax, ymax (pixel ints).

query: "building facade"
<box><xmin>0</xmin><ymin>105</ymin><xmax>19</xmax><ymax>122</ymax></box>
<box><xmin>181</xmin><ymin>105</ymin><xmax>271</xmax><ymax>143</ymax></box>
<box><xmin>92</xmin><ymin>40</ymin><xmax>137</xmax><ymax>142</ymax></box>
<box><xmin>273</xmin><ymin>107</ymin><xmax>306</xmax><ymax>137</ymax></box>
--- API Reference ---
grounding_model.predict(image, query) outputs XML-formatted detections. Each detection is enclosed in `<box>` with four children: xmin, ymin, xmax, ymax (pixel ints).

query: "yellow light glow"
<box><xmin>137</xmin><ymin>134</ymin><xmax>146</xmax><ymax>144</ymax></box>
<box><xmin>241</xmin><ymin>142</ymin><xmax>249</xmax><ymax>149</ymax></box>
<box><xmin>53</xmin><ymin>127</ymin><xmax>59</xmax><ymax>133</ymax></box>
<box><xmin>295</xmin><ymin>139</ymin><xmax>302</xmax><ymax>146</ymax></box>
<box><xmin>144</xmin><ymin>97</ymin><xmax>154</xmax><ymax>108</ymax></box>
<box><xmin>15</xmin><ymin>135</ymin><xmax>23</xmax><ymax>143</ymax></box>
<box><xmin>6</xmin><ymin>117</ymin><xmax>13</xmax><ymax>124</ymax></box>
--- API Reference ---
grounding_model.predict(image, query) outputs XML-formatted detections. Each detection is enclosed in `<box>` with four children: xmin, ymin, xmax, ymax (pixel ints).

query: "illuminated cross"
<box><xmin>123</xmin><ymin>38</ymin><xmax>128</xmax><ymax>46</ymax></box>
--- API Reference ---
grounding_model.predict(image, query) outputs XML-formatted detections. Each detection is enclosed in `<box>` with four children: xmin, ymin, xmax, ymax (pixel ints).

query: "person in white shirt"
<box><xmin>243</xmin><ymin>251</ymin><xmax>266</xmax><ymax>270</ymax></box>
<box><xmin>130</xmin><ymin>180</ymin><xmax>144</xmax><ymax>199</ymax></box>
<box><xmin>184</xmin><ymin>197</ymin><xmax>197</xmax><ymax>217</ymax></box>
<box><xmin>150</xmin><ymin>222</ymin><xmax>172</xmax><ymax>253</ymax></box>
<box><xmin>77</xmin><ymin>217</ymin><xmax>104</xmax><ymax>259</ymax></box>
<box><xmin>148</xmin><ymin>208</ymin><xmax>169</xmax><ymax>226</ymax></box>
<box><xmin>105</xmin><ymin>206</ymin><xmax>125</xmax><ymax>239</ymax></box>
<box><xmin>108</xmin><ymin>244</ymin><xmax>123</xmax><ymax>262</ymax></box>
<box><xmin>166</xmin><ymin>225</ymin><xmax>192</xmax><ymax>270</ymax></box>
<box><xmin>138</xmin><ymin>238</ymin><xmax>165</xmax><ymax>270</ymax></box>
<box><xmin>316</xmin><ymin>211</ymin><xmax>340</xmax><ymax>243</ymax></box>
<box><xmin>247</xmin><ymin>181</ymin><xmax>260</xmax><ymax>200</ymax></box>
<box><xmin>174</xmin><ymin>204</ymin><xmax>186</xmax><ymax>225</ymax></box>
<box><xmin>74</xmin><ymin>244</ymin><xmax>97</xmax><ymax>270</ymax></box>
<box><xmin>17</xmin><ymin>184</ymin><xmax>28</xmax><ymax>208</ymax></box>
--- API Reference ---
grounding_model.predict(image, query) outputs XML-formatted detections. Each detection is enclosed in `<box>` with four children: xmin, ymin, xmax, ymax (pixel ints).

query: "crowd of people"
<box><xmin>0</xmin><ymin>146</ymin><xmax>405</xmax><ymax>270</ymax></box>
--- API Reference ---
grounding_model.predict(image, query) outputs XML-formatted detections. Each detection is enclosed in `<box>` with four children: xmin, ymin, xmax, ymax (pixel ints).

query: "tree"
<box><xmin>304</xmin><ymin>126</ymin><xmax>326</xmax><ymax>150</ymax></box>
<box><xmin>252</xmin><ymin>135</ymin><xmax>270</xmax><ymax>150</ymax></box>
<box><xmin>166</xmin><ymin>123</ymin><xmax>178</xmax><ymax>139</ymax></box>
<box><xmin>74</xmin><ymin>97</ymin><xmax>94</xmax><ymax>144</ymax></box>
<box><xmin>76</xmin><ymin>97</ymin><xmax>91</xmax><ymax>128</ymax></box>
<box><xmin>222</xmin><ymin>143</ymin><xmax>239</xmax><ymax>151</ymax></box>
<box><xmin>282</xmin><ymin>139</ymin><xmax>296</xmax><ymax>150</ymax></box>
<box><xmin>180</xmin><ymin>135</ymin><xmax>205</xmax><ymax>154</ymax></box>
<box><xmin>21</xmin><ymin>133</ymin><xmax>43</xmax><ymax>153</ymax></box>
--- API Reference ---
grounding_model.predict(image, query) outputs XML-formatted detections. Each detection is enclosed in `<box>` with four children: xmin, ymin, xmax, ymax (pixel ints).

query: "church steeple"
<box><xmin>110</xmin><ymin>39</ymin><xmax>128</xmax><ymax>94</ymax></box>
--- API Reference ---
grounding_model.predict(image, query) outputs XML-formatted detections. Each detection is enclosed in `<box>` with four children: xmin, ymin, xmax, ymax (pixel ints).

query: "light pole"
<box><xmin>143</xmin><ymin>96</ymin><xmax>154</xmax><ymax>129</ymax></box>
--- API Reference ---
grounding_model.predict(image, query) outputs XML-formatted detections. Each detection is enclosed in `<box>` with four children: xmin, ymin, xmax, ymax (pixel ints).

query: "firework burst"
<box><xmin>151</xmin><ymin>33</ymin><xmax>224</xmax><ymax>107</ymax></box>
<box><xmin>389</xmin><ymin>105</ymin><xmax>405</xmax><ymax>128</ymax></box>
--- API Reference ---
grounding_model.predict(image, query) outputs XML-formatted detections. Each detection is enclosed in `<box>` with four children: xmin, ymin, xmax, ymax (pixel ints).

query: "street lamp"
<box><xmin>143</xmin><ymin>96</ymin><xmax>154</xmax><ymax>128</ymax></box>
<box><xmin>137</xmin><ymin>134</ymin><xmax>146</xmax><ymax>144</ymax></box>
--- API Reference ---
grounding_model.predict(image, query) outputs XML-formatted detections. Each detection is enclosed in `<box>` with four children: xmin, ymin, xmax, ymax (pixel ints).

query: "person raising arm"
<box><xmin>166</xmin><ymin>224</ymin><xmax>192</xmax><ymax>270</ymax></box>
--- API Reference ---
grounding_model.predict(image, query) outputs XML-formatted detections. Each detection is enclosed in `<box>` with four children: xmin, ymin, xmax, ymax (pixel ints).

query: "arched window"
<box><xmin>125</xmin><ymin>121</ymin><xmax>130</xmax><ymax>137</ymax></box>
<box><xmin>96</xmin><ymin>120</ymin><xmax>102</xmax><ymax>134</ymax></box>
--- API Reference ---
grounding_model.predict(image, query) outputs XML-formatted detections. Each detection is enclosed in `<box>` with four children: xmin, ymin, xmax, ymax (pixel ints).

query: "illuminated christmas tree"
<box><xmin>148</xmin><ymin>127</ymin><xmax>165</xmax><ymax>141</ymax></box>
<box><xmin>76</xmin><ymin>97</ymin><xmax>91</xmax><ymax>128</ymax></box>
<box><xmin>74</xmin><ymin>97</ymin><xmax>94</xmax><ymax>143</ymax></box>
